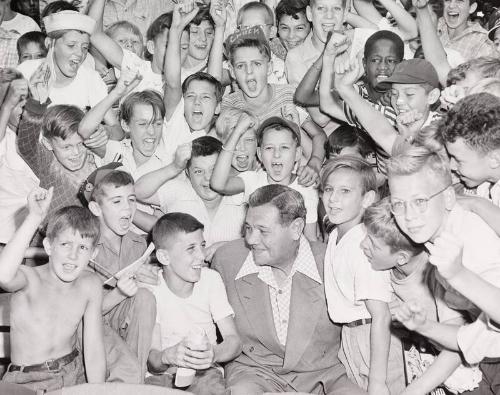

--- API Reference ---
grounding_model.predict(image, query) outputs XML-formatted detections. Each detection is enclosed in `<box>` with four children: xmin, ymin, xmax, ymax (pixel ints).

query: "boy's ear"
<box><xmin>443</xmin><ymin>185</ymin><xmax>456</xmax><ymax>211</ymax></box>
<box><xmin>289</xmin><ymin>217</ymin><xmax>305</xmax><ymax>240</ymax></box>
<box><xmin>269</xmin><ymin>25</ymin><xmax>277</xmax><ymax>40</ymax></box>
<box><xmin>294</xmin><ymin>144</ymin><xmax>302</xmax><ymax>164</ymax></box>
<box><xmin>228</xmin><ymin>64</ymin><xmax>236</xmax><ymax>80</ymax></box>
<box><xmin>469</xmin><ymin>2</ymin><xmax>477</xmax><ymax>14</ymax></box>
<box><xmin>427</xmin><ymin>88</ymin><xmax>441</xmax><ymax>105</ymax></box>
<box><xmin>42</xmin><ymin>238</ymin><xmax>52</xmax><ymax>256</ymax></box>
<box><xmin>146</xmin><ymin>40</ymin><xmax>155</xmax><ymax>56</ymax></box>
<box><xmin>41</xmin><ymin>136</ymin><xmax>53</xmax><ymax>151</ymax></box>
<box><xmin>306</xmin><ymin>5</ymin><xmax>313</xmax><ymax>22</ymax></box>
<box><xmin>88</xmin><ymin>201</ymin><xmax>102</xmax><ymax>217</ymax></box>
<box><xmin>121</xmin><ymin>119</ymin><xmax>131</xmax><ymax>134</ymax></box>
<box><xmin>215</xmin><ymin>102</ymin><xmax>221</xmax><ymax>116</ymax></box>
<box><xmin>267</xmin><ymin>59</ymin><xmax>274</xmax><ymax>77</ymax></box>
<box><xmin>156</xmin><ymin>249</ymin><xmax>170</xmax><ymax>266</ymax></box>
<box><xmin>256</xmin><ymin>147</ymin><xmax>262</xmax><ymax>162</ymax></box>
<box><xmin>396</xmin><ymin>250</ymin><xmax>411</xmax><ymax>266</ymax></box>
<box><xmin>362</xmin><ymin>190</ymin><xmax>377</xmax><ymax>209</ymax></box>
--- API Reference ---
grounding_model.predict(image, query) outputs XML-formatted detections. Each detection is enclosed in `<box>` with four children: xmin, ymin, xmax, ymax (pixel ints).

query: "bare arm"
<box><xmin>206</xmin><ymin>0</ymin><xmax>226</xmax><ymax>81</ymax></box>
<box><xmin>213</xmin><ymin>316</ymin><xmax>242</xmax><ymax>363</ymax></box>
<box><xmin>379</xmin><ymin>0</ymin><xmax>418</xmax><ymax>41</ymax></box>
<box><xmin>345</xmin><ymin>12</ymin><xmax>378</xmax><ymax>29</ymax></box>
<box><xmin>83</xmin><ymin>275</ymin><xmax>106</xmax><ymax>383</ymax></box>
<box><xmin>294</xmin><ymin>56</ymin><xmax>322</xmax><ymax>107</ymax></box>
<box><xmin>0</xmin><ymin>79</ymin><xmax>28</xmax><ymax>142</ymax></box>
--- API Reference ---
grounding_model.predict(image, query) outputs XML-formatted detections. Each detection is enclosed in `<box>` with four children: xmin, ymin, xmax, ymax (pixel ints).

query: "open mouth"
<box><xmin>68</xmin><ymin>59</ymin><xmax>80</xmax><ymax>70</ymax></box>
<box><xmin>63</xmin><ymin>263</ymin><xmax>77</xmax><ymax>272</ymax></box>
<box><xmin>271</xmin><ymin>162</ymin><xmax>283</xmax><ymax>172</ymax></box>
<box><xmin>119</xmin><ymin>216</ymin><xmax>131</xmax><ymax>228</ymax></box>
<box><xmin>246</xmin><ymin>79</ymin><xmax>257</xmax><ymax>91</ymax></box>
<box><xmin>321</xmin><ymin>23</ymin><xmax>335</xmax><ymax>33</ymax></box>
<box><xmin>376</xmin><ymin>75</ymin><xmax>389</xmax><ymax>83</ymax></box>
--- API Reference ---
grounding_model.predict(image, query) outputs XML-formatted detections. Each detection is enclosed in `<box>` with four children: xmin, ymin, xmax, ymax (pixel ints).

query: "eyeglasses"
<box><xmin>390</xmin><ymin>184</ymin><xmax>451</xmax><ymax>216</ymax></box>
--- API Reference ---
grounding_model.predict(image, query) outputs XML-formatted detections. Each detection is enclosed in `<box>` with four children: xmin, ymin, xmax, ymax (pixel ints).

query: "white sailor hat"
<box><xmin>43</xmin><ymin>10</ymin><xmax>96</xmax><ymax>35</ymax></box>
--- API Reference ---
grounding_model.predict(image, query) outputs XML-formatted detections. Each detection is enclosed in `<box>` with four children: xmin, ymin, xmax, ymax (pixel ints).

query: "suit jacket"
<box><xmin>212</xmin><ymin>238</ymin><xmax>347</xmax><ymax>394</ymax></box>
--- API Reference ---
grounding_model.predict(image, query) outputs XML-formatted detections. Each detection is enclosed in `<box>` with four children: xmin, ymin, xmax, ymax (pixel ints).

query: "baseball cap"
<box><xmin>377</xmin><ymin>59</ymin><xmax>440</xmax><ymax>91</ymax></box>
<box><xmin>256</xmin><ymin>116</ymin><xmax>301</xmax><ymax>145</ymax></box>
<box><xmin>78</xmin><ymin>162</ymin><xmax>124</xmax><ymax>204</ymax></box>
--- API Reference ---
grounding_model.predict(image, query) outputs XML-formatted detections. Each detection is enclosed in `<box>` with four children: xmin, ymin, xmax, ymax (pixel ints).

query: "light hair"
<box><xmin>468</xmin><ymin>77</ymin><xmax>500</xmax><ymax>97</ymax></box>
<box><xmin>46</xmin><ymin>206</ymin><xmax>100</xmax><ymax>246</ymax></box>
<box><xmin>105</xmin><ymin>20</ymin><xmax>143</xmax><ymax>44</ymax></box>
<box><xmin>119</xmin><ymin>90</ymin><xmax>165</xmax><ymax>124</ymax></box>
<box><xmin>152</xmin><ymin>212</ymin><xmax>204</xmax><ymax>250</ymax></box>
<box><xmin>237</xmin><ymin>2</ymin><xmax>274</xmax><ymax>27</ymax></box>
<box><xmin>215</xmin><ymin>107</ymin><xmax>258</xmax><ymax>143</ymax></box>
<box><xmin>42</xmin><ymin>105</ymin><xmax>84</xmax><ymax>140</ymax></box>
<box><xmin>319</xmin><ymin>155</ymin><xmax>377</xmax><ymax>194</ymax></box>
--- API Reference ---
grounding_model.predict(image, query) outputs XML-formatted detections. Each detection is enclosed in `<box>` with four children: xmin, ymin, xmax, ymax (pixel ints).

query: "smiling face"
<box><xmin>443</xmin><ymin>0</ymin><xmax>476</xmax><ymax>31</ymax></box>
<box><xmin>364</xmin><ymin>39</ymin><xmax>401</xmax><ymax>90</ymax></box>
<box><xmin>232</xmin><ymin>128</ymin><xmax>258</xmax><ymax>172</ymax></box>
<box><xmin>109</xmin><ymin>27</ymin><xmax>143</xmax><ymax>57</ymax></box>
<box><xmin>187</xmin><ymin>153</ymin><xmax>221</xmax><ymax>202</ymax></box>
<box><xmin>391</xmin><ymin>83</ymin><xmax>432</xmax><ymax>116</ymax></box>
<box><xmin>183</xmin><ymin>79</ymin><xmax>219</xmax><ymax>131</ymax></box>
<box><xmin>239</xmin><ymin>7</ymin><xmax>275</xmax><ymax>40</ymax></box>
<box><xmin>257</xmin><ymin>127</ymin><xmax>301</xmax><ymax>185</ymax></box>
<box><xmin>45</xmin><ymin>133</ymin><xmax>87</xmax><ymax>171</ymax></box>
<box><xmin>52</xmin><ymin>30</ymin><xmax>90</xmax><ymax>80</ymax></box>
<box><xmin>230</xmin><ymin>46</ymin><xmax>270</xmax><ymax>100</ymax></box>
<box><xmin>188</xmin><ymin>20</ymin><xmax>215</xmax><ymax>61</ymax></box>
<box><xmin>278</xmin><ymin>12</ymin><xmax>311</xmax><ymax>50</ymax></box>
<box><xmin>44</xmin><ymin>228</ymin><xmax>96</xmax><ymax>283</ymax></box>
<box><xmin>306</xmin><ymin>0</ymin><xmax>345</xmax><ymax>44</ymax></box>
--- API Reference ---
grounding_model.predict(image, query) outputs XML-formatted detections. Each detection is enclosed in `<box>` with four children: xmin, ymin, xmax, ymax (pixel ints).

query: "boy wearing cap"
<box><xmin>211</xmin><ymin>116</ymin><xmax>319</xmax><ymax>241</ymax></box>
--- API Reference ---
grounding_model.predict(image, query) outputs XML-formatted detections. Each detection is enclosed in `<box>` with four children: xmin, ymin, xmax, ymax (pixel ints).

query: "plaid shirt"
<box><xmin>437</xmin><ymin>18</ymin><xmax>498</xmax><ymax>61</ymax></box>
<box><xmin>235</xmin><ymin>236</ymin><xmax>322</xmax><ymax>345</ymax></box>
<box><xmin>0</xmin><ymin>27</ymin><xmax>19</xmax><ymax>68</ymax></box>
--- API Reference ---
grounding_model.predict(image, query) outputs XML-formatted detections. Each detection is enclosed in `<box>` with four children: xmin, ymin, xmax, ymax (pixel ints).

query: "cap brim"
<box><xmin>257</xmin><ymin>116</ymin><xmax>301</xmax><ymax>144</ymax></box>
<box><xmin>377</xmin><ymin>75</ymin><xmax>430</xmax><ymax>91</ymax></box>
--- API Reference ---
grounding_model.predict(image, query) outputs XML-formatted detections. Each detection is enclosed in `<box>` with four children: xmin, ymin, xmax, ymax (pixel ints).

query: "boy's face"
<box><xmin>149</xmin><ymin>30</ymin><xmax>189</xmax><ymax>68</ymax></box>
<box><xmin>232</xmin><ymin>127</ymin><xmax>258</xmax><ymax>172</ymax></box>
<box><xmin>44</xmin><ymin>133</ymin><xmax>87</xmax><ymax>171</ymax></box>
<box><xmin>446</xmin><ymin>138</ymin><xmax>497</xmax><ymax>187</ymax></box>
<box><xmin>322</xmin><ymin>168</ymin><xmax>370</xmax><ymax>229</ymax></box>
<box><xmin>230</xmin><ymin>46</ymin><xmax>270</xmax><ymax>99</ymax></box>
<box><xmin>183</xmin><ymin>79</ymin><xmax>219</xmax><ymax>131</ymax></box>
<box><xmin>239</xmin><ymin>8</ymin><xmax>275</xmax><ymax>40</ymax></box>
<box><xmin>257</xmin><ymin>127</ymin><xmax>301</xmax><ymax>184</ymax></box>
<box><xmin>187</xmin><ymin>153</ymin><xmax>221</xmax><ymax>201</ymax></box>
<box><xmin>163</xmin><ymin>229</ymin><xmax>206</xmax><ymax>284</ymax></box>
<box><xmin>122</xmin><ymin>103</ymin><xmax>163</xmax><ymax>161</ymax></box>
<box><xmin>364</xmin><ymin>39</ymin><xmax>400</xmax><ymax>90</ymax></box>
<box><xmin>52</xmin><ymin>31</ymin><xmax>90</xmax><ymax>79</ymax></box>
<box><xmin>443</xmin><ymin>0</ymin><xmax>476</xmax><ymax>30</ymax></box>
<box><xmin>361</xmin><ymin>233</ymin><xmax>398</xmax><ymax>271</ymax></box>
<box><xmin>306</xmin><ymin>0</ymin><xmax>345</xmax><ymax>44</ymax></box>
<box><xmin>91</xmin><ymin>184</ymin><xmax>136</xmax><ymax>237</ymax></box>
<box><xmin>188</xmin><ymin>20</ymin><xmax>215</xmax><ymax>61</ymax></box>
<box><xmin>278</xmin><ymin>12</ymin><xmax>311</xmax><ymax>50</ymax></box>
<box><xmin>44</xmin><ymin>228</ymin><xmax>96</xmax><ymax>283</ymax></box>
<box><xmin>110</xmin><ymin>27</ymin><xmax>143</xmax><ymax>57</ymax></box>
<box><xmin>390</xmin><ymin>83</ymin><xmax>433</xmax><ymax>116</ymax></box>
<box><xmin>19</xmin><ymin>42</ymin><xmax>46</xmax><ymax>63</ymax></box>
<box><xmin>388</xmin><ymin>170</ymin><xmax>451</xmax><ymax>244</ymax></box>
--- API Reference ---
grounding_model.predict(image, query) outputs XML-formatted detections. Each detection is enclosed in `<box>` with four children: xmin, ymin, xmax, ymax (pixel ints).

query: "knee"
<box><xmin>226</xmin><ymin>383</ymin><xmax>264</xmax><ymax>395</ymax></box>
<box><xmin>132</xmin><ymin>288</ymin><xmax>156</xmax><ymax>314</ymax></box>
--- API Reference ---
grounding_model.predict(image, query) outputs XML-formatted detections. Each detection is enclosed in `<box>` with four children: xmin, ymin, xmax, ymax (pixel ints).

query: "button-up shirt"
<box><xmin>235</xmin><ymin>236</ymin><xmax>322</xmax><ymax>345</ymax></box>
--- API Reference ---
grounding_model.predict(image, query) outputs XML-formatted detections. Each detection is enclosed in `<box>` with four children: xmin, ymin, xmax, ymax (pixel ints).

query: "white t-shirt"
<box><xmin>119</xmin><ymin>49</ymin><xmax>163</xmax><ymax>96</ymax></box>
<box><xmin>1</xmin><ymin>13</ymin><xmax>40</xmax><ymax>35</ymax></box>
<box><xmin>238</xmin><ymin>170</ymin><xmax>318</xmax><ymax>224</ymax></box>
<box><xmin>150</xmin><ymin>268</ymin><xmax>234</xmax><ymax>349</ymax></box>
<box><xmin>324</xmin><ymin>224</ymin><xmax>393</xmax><ymax>323</ymax></box>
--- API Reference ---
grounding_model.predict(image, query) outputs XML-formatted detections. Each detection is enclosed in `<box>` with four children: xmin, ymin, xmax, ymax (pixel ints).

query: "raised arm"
<box><xmin>0</xmin><ymin>187</ymin><xmax>53</xmax><ymax>292</ymax></box>
<box><xmin>294</xmin><ymin>56</ymin><xmax>322</xmax><ymax>107</ymax></box>
<box><xmin>378</xmin><ymin>0</ymin><xmax>418</xmax><ymax>41</ymax></box>
<box><xmin>345</xmin><ymin>12</ymin><xmax>378</xmax><ymax>29</ymax></box>
<box><xmin>206</xmin><ymin>0</ymin><xmax>226</xmax><ymax>81</ymax></box>
<box><xmin>0</xmin><ymin>78</ymin><xmax>28</xmax><ymax>143</ymax></box>
<box><xmin>164</xmin><ymin>1</ymin><xmax>199</xmax><ymax>120</ymax></box>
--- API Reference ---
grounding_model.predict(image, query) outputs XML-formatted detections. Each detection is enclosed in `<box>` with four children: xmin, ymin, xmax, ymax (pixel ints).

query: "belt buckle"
<box><xmin>44</xmin><ymin>359</ymin><xmax>60</xmax><ymax>372</ymax></box>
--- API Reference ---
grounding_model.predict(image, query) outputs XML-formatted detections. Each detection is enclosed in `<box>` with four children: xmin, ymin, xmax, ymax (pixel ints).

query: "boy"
<box><xmin>320</xmin><ymin>156</ymin><xmax>404</xmax><ymax>395</ymax></box>
<box><xmin>0</xmin><ymin>187</ymin><xmax>105</xmax><ymax>391</ymax></box>
<box><xmin>223</xmin><ymin>27</ymin><xmax>326</xmax><ymax>185</ymax></box>
<box><xmin>0</xmin><ymin>0</ymin><xmax>40</xmax><ymax>35</ymax></box>
<box><xmin>275</xmin><ymin>0</ymin><xmax>311</xmax><ymax>53</ymax></box>
<box><xmin>146</xmin><ymin>212</ymin><xmax>241</xmax><ymax>394</ymax></box>
<box><xmin>387</xmin><ymin>143</ymin><xmax>500</xmax><ymax>392</ymax></box>
<box><xmin>211</xmin><ymin>116</ymin><xmax>319</xmax><ymax>241</ymax></box>
<box><xmin>105</xmin><ymin>21</ymin><xmax>143</xmax><ymax>57</ymax></box>
<box><xmin>83</xmin><ymin>167</ymin><xmax>157</xmax><ymax>383</ymax></box>
<box><xmin>16</xmin><ymin>31</ymin><xmax>47</xmax><ymax>63</ymax></box>
<box><xmin>362</xmin><ymin>198</ymin><xmax>482</xmax><ymax>395</ymax></box>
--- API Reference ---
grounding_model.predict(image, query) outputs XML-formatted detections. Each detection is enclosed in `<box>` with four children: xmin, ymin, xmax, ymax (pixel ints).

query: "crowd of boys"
<box><xmin>2</xmin><ymin>0</ymin><xmax>500</xmax><ymax>394</ymax></box>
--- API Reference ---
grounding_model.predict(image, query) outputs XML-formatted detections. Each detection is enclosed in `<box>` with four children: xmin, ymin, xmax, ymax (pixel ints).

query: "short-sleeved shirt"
<box><xmin>151</xmin><ymin>268</ymin><xmax>234</xmax><ymax>348</ymax></box>
<box><xmin>238</xmin><ymin>170</ymin><xmax>318</xmax><ymax>224</ymax></box>
<box><xmin>324</xmin><ymin>224</ymin><xmax>393</xmax><ymax>323</ymax></box>
<box><xmin>1</xmin><ymin>13</ymin><xmax>40</xmax><ymax>35</ymax></box>
<box><xmin>157</xmin><ymin>177</ymin><xmax>246</xmax><ymax>246</ymax></box>
<box><xmin>118</xmin><ymin>49</ymin><xmax>163</xmax><ymax>96</ymax></box>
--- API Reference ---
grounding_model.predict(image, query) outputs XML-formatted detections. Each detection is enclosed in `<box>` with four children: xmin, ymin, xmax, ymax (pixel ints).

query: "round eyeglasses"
<box><xmin>390</xmin><ymin>184</ymin><xmax>451</xmax><ymax>216</ymax></box>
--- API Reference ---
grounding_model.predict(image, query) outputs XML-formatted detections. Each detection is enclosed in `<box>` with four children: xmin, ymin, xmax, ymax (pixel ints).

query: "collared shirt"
<box><xmin>437</xmin><ymin>18</ymin><xmax>498</xmax><ymax>61</ymax></box>
<box><xmin>235</xmin><ymin>236</ymin><xmax>322</xmax><ymax>345</ymax></box>
<box><xmin>0</xmin><ymin>27</ymin><xmax>19</xmax><ymax>68</ymax></box>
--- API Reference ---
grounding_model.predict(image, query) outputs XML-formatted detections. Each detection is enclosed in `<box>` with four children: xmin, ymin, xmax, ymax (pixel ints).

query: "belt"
<box><xmin>8</xmin><ymin>349</ymin><xmax>79</xmax><ymax>373</ymax></box>
<box><xmin>346</xmin><ymin>318</ymin><xmax>372</xmax><ymax>328</ymax></box>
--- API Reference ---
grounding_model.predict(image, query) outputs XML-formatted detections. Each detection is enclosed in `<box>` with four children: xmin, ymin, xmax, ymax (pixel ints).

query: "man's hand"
<box><xmin>425</xmin><ymin>232</ymin><xmax>465</xmax><ymax>280</ymax></box>
<box><xmin>116</xmin><ymin>275</ymin><xmax>138</xmax><ymax>297</ymax></box>
<box><xmin>29</xmin><ymin>62</ymin><xmax>50</xmax><ymax>104</ymax></box>
<box><xmin>84</xmin><ymin>126</ymin><xmax>109</xmax><ymax>150</ymax></box>
<box><xmin>323</xmin><ymin>31</ymin><xmax>350</xmax><ymax>60</ymax></box>
<box><xmin>113</xmin><ymin>68</ymin><xmax>142</xmax><ymax>98</ymax></box>
<box><xmin>4</xmin><ymin>78</ymin><xmax>28</xmax><ymax>109</ymax></box>
<box><xmin>172</xmin><ymin>0</ymin><xmax>199</xmax><ymax>31</ymax></box>
<box><xmin>210</xmin><ymin>0</ymin><xmax>227</xmax><ymax>28</ymax></box>
<box><xmin>27</xmin><ymin>186</ymin><xmax>54</xmax><ymax>221</ymax></box>
<box><xmin>204</xmin><ymin>241</ymin><xmax>226</xmax><ymax>263</ymax></box>
<box><xmin>393</xmin><ymin>301</ymin><xmax>427</xmax><ymax>331</ymax></box>
<box><xmin>173</xmin><ymin>143</ymin><xmax>192</xmax><ymax>171</ymax></box>
<box><xmin>281</xmin><ymin>103</ymin><xmax>300</xmax><ymax>125</ymax></box>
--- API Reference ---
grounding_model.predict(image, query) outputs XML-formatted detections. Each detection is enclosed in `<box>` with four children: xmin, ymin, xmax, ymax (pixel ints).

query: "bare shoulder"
<box><xmin>76</xmin><ymin>271</ymin><xmax>103</xmax><ymax>297</ymax></box>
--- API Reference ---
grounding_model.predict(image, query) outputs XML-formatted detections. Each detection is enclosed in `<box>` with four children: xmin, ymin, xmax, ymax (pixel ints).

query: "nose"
<box><xmin>404</xmin><ymin>201</ymin><xmax>420</xmax><ymax>221</ymax></box>
<box><xmin>245</xmin><ymin>227</ymin><xmax>259</xmax><ymax>245</ymax></box>
<box><xmin>273</xmin><ymin>148</ymin><xmax>281</xmax><ymax>158</ymax></box>
<box><xmin>199</xmin><ymin>30</ymin><xmax>207</xmax><ymax>43</ymax></box>
<box><xmin>328</xmin><ymin>190</ymin><xmax>340</xmax><ymax>204</ymax></box>
<box><xmin>196</xmin><ymin>245</ymin><xmax>206</xmax><ymax>261</ymax></box>
<box><xmin>125</xmin><ymin>40</ymin><xmax>133</xmax><ymax>50</ymax></box>
<box><xmin>326</xmin><ymin>7</ymin><xmax>334</xmax><ymax>19</ymax></box>
<box><xmin>245</xmin><ymin>63</ymin><xmax>254</xmax><ymax>75</ymax></box>
<box><xmin>69</xmin><ymin>245</ymin><xmax>79</xmax><ymax>260</ymax></box>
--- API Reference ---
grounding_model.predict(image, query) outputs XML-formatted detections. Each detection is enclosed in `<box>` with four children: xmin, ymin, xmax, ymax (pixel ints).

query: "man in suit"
<box><xmin>212</xmin><ymin>184</ymin><xmax>366</xmax><ymax>395</ymax></box>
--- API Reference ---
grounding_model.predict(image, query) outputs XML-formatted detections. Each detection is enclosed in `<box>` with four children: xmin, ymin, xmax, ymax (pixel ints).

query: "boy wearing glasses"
<box><xmin>387</xmin><ymin>143</ymin><xmax>500</xmax><ymax>393</ymax></box>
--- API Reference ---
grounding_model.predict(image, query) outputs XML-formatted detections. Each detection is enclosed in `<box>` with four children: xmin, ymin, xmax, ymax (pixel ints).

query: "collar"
<box><xmin>438</xmin><ymin>18</ymin><xmax>488</xmax><ymax>39</ymax></box>
<box><xmin>97</xmin><ymin>230</ymin><xmax>144</xmax><ymax>252</ymax></box>
<box><xmin>235</xmin><ymin>236</ymin><xmax>322</xmax><ymax>284</ymax></box>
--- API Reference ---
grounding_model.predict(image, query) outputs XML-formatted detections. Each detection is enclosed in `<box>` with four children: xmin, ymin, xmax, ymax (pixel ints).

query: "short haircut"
<box><xmin>248</xmin><ymin>184</ymin><xmax>306</xmax><ymax>225</ymax></box>
<box><xmin>188</xmin><ymin>136</ymin><xmax>222</xmax><ymax>169</ymax></box>
<box><xmin>215</xmin><ymin>107</ymin><xmax>258</xmax><ymax>142</ymax></box>
<box><xmin>119</xmin><ymin>90</ymin><xmax>165</xmax><ymax>124</ymax></box>
<box><xmin>319</xmin><ymin>155</ymin><xmax>377</xmax><ymax>194</ymax></box>
<box><xmin>387</xmin><ymin>143</ymin><xmax>452</xmax><ymax>188</ymax></box>
<box><xmin>438</xmin><ymin>92</ymin><xmax>500</xmax><ymax>153</ymax></box>
<box><xmin>309</xmin><ymin>0</ymin><xmax>348</xmax><ymax>9</ymax></box>
<box><xmin>190</xmin><ymin>6</ymin><xmax>215</xmax><ymax>28</ymax></box>
<box><xmin>182</xmin><ymin>71</ymin><xmax>224</xmax><ymax>103</ymax></box>
<box><xmin>325</xmin><ymin>125</ymin><xmax>374</xmax><ymax>159</ymax></box>
<box><xmin>228</xmin><ymin>36</ymin><xmax>271</xmax><ymax>64</ymax></box>
<box><xmin>105</xmin><ymin>20</ymin><xmax>143</xmax><ymax>43</ymax></box>
<box><xmin>258</xmin><ymin>123</ymin><xmax>299</xmax><ymax>147</ymax></box>
<box><xmin>17</xmin><ymin>31</ymin><xmax>48</xmax><ymax>56</ymax></box>
<box><xmin>152</xmin><ymin>212</ymin><xmax>204</xmax><ymax>250</ymax></box>
<box><xmin>364</xmin><ymin>197</ymin><xmax>424</xmax><ymax>256</ymax></box>
<box><xmin>90</xmin><ymin>170</ymin><xmax>135</xmax><ymax>203</ymax></box>
<box><xmin>46</xmin><ymin>206</ymin><xmax>100</xmax><ymax>246</ymax></box>
<box><xmin>275</xmin><ymin>0</ymin><xmax>308</xmax><ymax>25</ymax></box>
<box><xmin>364</xmin><ymin>30</ymin><xmax>404</xmax><ymax>62</ymax></box>
<box><xmin>146</xmin><ymin>12</ymin><xmax>173</xmax><ymax>43</ymax></box>
<box><xmin>237</xmin><ymin>2</ymin><xmax>274</xmax><ymax>27</ymax></box>
<box><xmin>446</xmin><ymin>57</ymin><xmax>500</xmax><ymax>86</ymax></box>
<box><xmin>42</xmin><ymin>105</ymin><xmax>84</xmax><ymax>140</ymax></box>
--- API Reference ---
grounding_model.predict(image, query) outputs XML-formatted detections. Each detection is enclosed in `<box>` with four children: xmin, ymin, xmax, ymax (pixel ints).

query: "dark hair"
<box><xmin>190</xmin><ymin>6</ymin><xmax>215</xmax><ymax>28</ymax></box>
<box><xmin>258</xmin><ymin>124</ymin><xmax>299</xmax><ymax>146</ymax></box>
<box><xmin>438</xmin><ymin>92</ymin><xmax>500</xmax><ymax>153</ymax></box>
<box><xmin>182</xmin><ymin>71</ymin><xmax>224</xmax><ymax>103</ymax></box>
<box><xmin>228</xmin><ymin>37</ymin><xmax>271</xmax><ymax>64</ymax></box>
<box><xmin>17</xmin><ymin>31</ymin><xmax>48</xmax><ymax>57</ymax></box>
<box><xmin>187</xmin><ymin>136</ymin><xmax>222</xmax><ymax>170</ymax></box>
<box><xmin>146</xmin><ymin>12</ymin><xmax>173</xmax><ymax>42</ymax></box>
<box><xmin>46</xmin><ymin>206</ymin><xmax>100</xmax><ymax>246</ymax></box>
<box><xmin>40</xmin><ymin>0</ymin><xmax>78</xmax><ymax>32</ymax></box>
<box><xmin>152</xmin><ymin>212</ymin><xmax>204</xmax><ymax>249</ymax></box>
<box><xmin>276</xmin><ymin>0</ymin><xmax>308</xmax><ymax>25</ymax></box>
<box><xmin>237</xmin><ymin>1</ymin><xmax>274</xmax><ymax>27</ymax></box>
<box><xmin>364</xmin><ymin>30</ymin><xmax>404</xmax><ymax>62</ymax></box>
<box><xmin>42</xmin><ymin>105</ymin><xmax>84</xmax><ymax>140</ymax></box>
<box><xmin>325</xmin><ymin>125</ymin><xmax>374</xmax><ymax>159</ymax></box>
<box><xmin>446</xmin><ymin>57</ymin><xmax>500</xmax><ymax>87</ymax></box>
<box><xmin>309</xmin><ymin>0</ymin><xmax>348</xmax><ymax>9</ymax></box>
<box><xmin>119</xmin><ymin>90</ymin><xmax>165</xmax><ymax>124</ymax></box>
<box><xmin>90</xmin><ymin>170</ymin><xmax>135</xmax><ymax>203</ymax></box>
<box><xmin>248</xmin><ymin>184</ymin><xmax>306</xmax><ymax>224</ymax></box>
